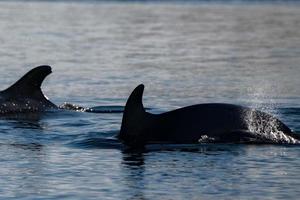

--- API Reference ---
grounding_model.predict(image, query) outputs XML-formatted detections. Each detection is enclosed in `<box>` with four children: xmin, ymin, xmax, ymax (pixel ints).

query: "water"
<box><xmin>0</xmin><ymin>1</ymin><xmax>300</xmax><ymax>199</ymax></box>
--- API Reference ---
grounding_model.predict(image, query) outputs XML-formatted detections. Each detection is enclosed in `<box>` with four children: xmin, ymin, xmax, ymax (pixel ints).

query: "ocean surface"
<box><xmin>0</xmin><ymin>0</ymin><xmax>299</xmax><ymax>199</ymax></box>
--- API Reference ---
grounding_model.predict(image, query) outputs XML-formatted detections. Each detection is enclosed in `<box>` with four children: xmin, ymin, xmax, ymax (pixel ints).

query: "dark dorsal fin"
<box><xmin>2</xmin><ymin>65</ymin><xmax>53</xmax><ymax>100</ymax></box>
<box><xmin>124</xmin><ymin>84</ymin><xmax>145</xmax><ymax>114</ymax></box>
<box><xmin>119</xmin><ymin>84</ymin><xmax>146</xmax><ymax>145</ymax></box>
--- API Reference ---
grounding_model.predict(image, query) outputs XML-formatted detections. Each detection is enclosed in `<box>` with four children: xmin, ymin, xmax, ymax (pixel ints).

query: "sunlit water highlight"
<box><xmin>0</xmin><ymin>1</ymin><xmax>299</xmax><ymax>199</ymax></box>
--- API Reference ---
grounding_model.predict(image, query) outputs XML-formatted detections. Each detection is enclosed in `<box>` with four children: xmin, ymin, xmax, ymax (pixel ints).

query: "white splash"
<box><xmin>245</xmin><ymin>109</ymin><xmax>299</xmax><ymax>144</ymax></box>
<box><xmin>198</xmin><ymin>135</ymin><xmax>215</xmax><ymax>143</ymax></box>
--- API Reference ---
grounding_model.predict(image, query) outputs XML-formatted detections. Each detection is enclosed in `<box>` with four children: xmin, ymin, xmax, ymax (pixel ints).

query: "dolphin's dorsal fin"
<box><xmin>2</xmin><ymin>65</ymin><xmax>52</xmax><ymax>100</ymax></box>
<box><xmin>124</xmin><ymin>84</ymin><xmax>145</xmax><ymax>114</ymax></box>
<box><xmin>119</xmin><ymin>84</ymin><xmax>146</xmax><ymax>145</ymax></box>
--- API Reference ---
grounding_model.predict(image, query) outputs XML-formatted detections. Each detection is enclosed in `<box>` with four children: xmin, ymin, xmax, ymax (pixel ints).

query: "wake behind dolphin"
<box><xmin>118</xmin><ymin>84</ymin><xmax>300</xmax><ymax>147</ymax></box>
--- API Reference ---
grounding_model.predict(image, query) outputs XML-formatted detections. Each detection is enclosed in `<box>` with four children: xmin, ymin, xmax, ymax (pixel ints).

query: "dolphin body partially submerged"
<box><xmin>119</xmin><ymin>84</ymin><xmax>300</xmax><ymax>147</ymax></box>
<box><xmin>0</xmin><ymin>66</ymin><xmax>125</xmax><ymax>115</ymax></box>
<box><xmin>3</xmin><ymin>67</ymin><xmax>298</xmax><ymax>147</ymax></box>
<box><xmin>0</xmin><ymin>65</ymin><xmax>57</xmax><ymax>114</ymax></box>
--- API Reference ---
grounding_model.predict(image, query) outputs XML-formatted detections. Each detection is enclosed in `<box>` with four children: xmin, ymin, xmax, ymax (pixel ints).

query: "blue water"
<box><xmin>0</xmin><ymin>1</ymin><xmax>300</xmax><ymax>199</ymax></box>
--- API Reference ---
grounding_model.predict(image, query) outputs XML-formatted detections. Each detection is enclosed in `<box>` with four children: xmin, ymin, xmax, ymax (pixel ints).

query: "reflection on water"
<box><xmin>121</xmin><ymin>152</ymin><xmax>146</xmax><ymax>200</ymax></box>
<box><xmin>1</xmin><ymin>112</ymin><xmax>47</xmax><ymax>130</ymax></box>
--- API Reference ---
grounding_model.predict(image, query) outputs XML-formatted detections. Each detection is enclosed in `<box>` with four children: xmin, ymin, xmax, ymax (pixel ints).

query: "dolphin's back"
<box><xmin>150</xmin><ymin>103</ymin><xmax>292</xmax><ymax>143</ymax></box>
<box><xmin>156</xmin><ymin>103</ymin><xmax>247</xmax><ymax>138</ymax></box>
<box><xmin>119</xmin><ymin>85</ymin><xmax>296</xmax><ymax>146</ymax></box>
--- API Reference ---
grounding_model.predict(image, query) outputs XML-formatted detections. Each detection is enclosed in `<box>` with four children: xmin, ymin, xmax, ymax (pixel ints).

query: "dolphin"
<box><xmin>118</xmin><ymin>84</ymin><xmax>300</xmax><ymax>147</ymax></box>
<box><xmin>0</xmin><ymin>65</ymin><xmax>57</xmax><ymax>114</ymax></box>
<box><xmin>0</xmin><ymin>66</ymin><xmax>125</xmax><ymax>115</ymax></box>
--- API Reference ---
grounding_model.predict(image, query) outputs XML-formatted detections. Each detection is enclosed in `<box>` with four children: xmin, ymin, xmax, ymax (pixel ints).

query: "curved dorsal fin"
<box><xmin>2</xmin><ymin>65</ymin><xmax>53</xmax><ymax>100</ymax></box>
<box><xmin>124</xmin><ymin>84</ymin><xmax>145</xmax><ymax>114</ymax></box>
<box><xmin>119</xmin><ymin>84</ymin><xmax>146</xmax><ymax>145</ymax></box>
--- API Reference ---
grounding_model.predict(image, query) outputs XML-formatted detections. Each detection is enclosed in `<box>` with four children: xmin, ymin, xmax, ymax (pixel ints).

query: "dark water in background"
<box><xmin>0</xmin><ymin>1</ymin><xmax>300</xmax><ymax>199</ymax></box>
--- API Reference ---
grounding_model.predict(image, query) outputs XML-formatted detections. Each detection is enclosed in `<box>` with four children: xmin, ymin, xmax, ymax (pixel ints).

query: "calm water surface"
<box><xmin>0</xmin><ymin>1</ymin><xmax>299</xmax><ymax>199</ymax></box>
